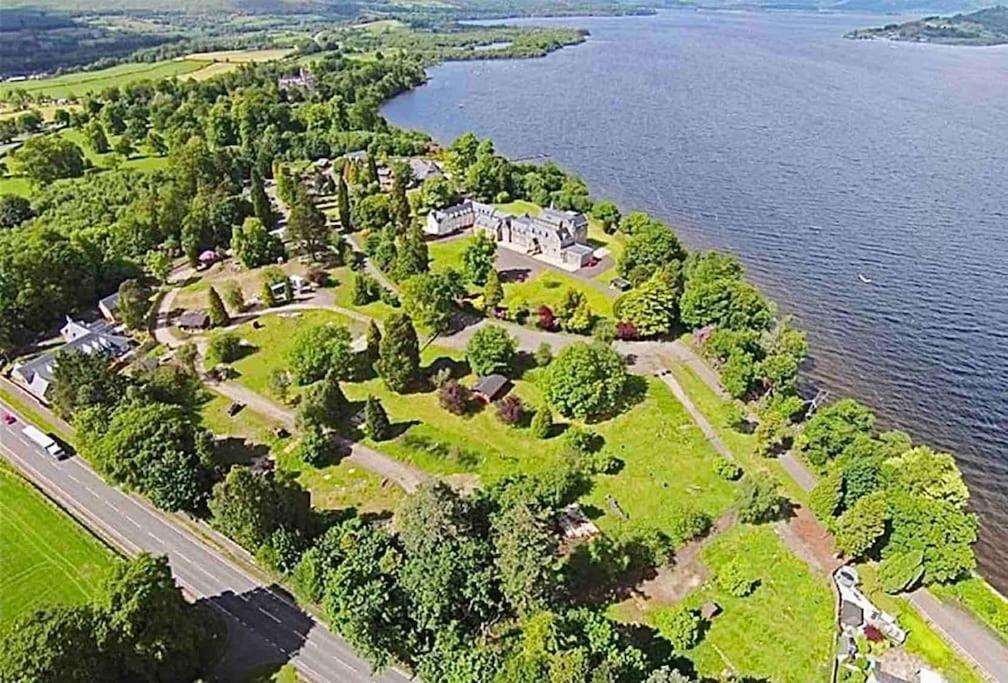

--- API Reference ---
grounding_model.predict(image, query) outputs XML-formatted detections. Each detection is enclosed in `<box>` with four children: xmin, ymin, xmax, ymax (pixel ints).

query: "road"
<box><xmin>0</xmin><ymin>398</ymin><xmax>411</xmax><ymax>683</ymax></box>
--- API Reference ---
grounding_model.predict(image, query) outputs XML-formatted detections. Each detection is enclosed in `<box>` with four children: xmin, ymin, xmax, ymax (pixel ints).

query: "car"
<box><xmin>1</xmin><ymin>412</ymin><xmax>15</xmax><ymax>425</ymax></box>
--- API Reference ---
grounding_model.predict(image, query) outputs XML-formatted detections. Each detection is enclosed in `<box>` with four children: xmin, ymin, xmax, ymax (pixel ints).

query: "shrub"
<box><xmin>592</xmin><ymin>319</ymin><xmax>616</xmax><ymax>343</ymax></box>
<box><xmin>615</xmin><ymin>320</ymin><xmax>639</xmax><ymax>340</ymax></box>
<box><xmin>299</xmin><ymin>424</ymin><xmax>330</xmax><ymax>467</ymax></box>
<box><xmin>438</xmin><ymin>380</ymin><xmax>471</xmax><ymax>415</ymax></box>
<box><xmin>206</xmin><ymin>332</ymin><xmax>241</xmax><ymax>366</ymax></box>
<box><xmin>713</xmin><ymin>455</ymin><xmax>742</xmax><ymax>481</ymax></box>
<box><xmin>465</xmin><ymin>324</ymin><xmax>517</xmax><ymax>377</ymax></box>
<box><xmin>543</xmin><ymin>342</ymin><xmax>628</xmax><ymax>419</ymax></box>
<box><xmin>716</xmin><ymin>558</ymin><xmax>757</xmax><ymax>597</ymax></box>
<box><xmin>563</xmin><ymin>427</ymin><xmax>602</xmax><ymax>455</ymax></box>
<box><xmin>530</xmin><ymin>406</ymin><xmax>552</xmax><ymax>439</ymax></box>
<box><xmin>879</xmin><ymin>550</ymin><xmax>925</xmax><ymax>594</ymax></box>
<box><xmin>667</xmin><ymin>504</ymin><xmax>712</xmax><ymax>544</ymax></box>
<box><xmin>809</xmin><ymin>470</ymin><xmax>843</xmax><ymax>524</ymax></box>
<box><xmin>267</xmin><ymin>368</ymin><xmax>292</xmax><ymax>403</ymax></box>
<box><xmin>306</xmin><ymin>267</ymin><xmax>329</xmax><ymax>286</ymax></box>
<box><xmin>507</xmin><ymin>297</ymin><xmax>530</xmax><ymax>323</ymax></box>
<box><xmin>537</xmin><ymin>305</ymin><xmax>556</xmax><ymax>331</ymax></box>
<box><xmin>495</xmin><ymin>395</ymin><xmax>524</xmax><ymax>426</ymax></box>
<box><xmin>654</xmin><ymin>607</ymin><xmax>703</xmax><ymax>651</ymax></box>
<box><xmin>534</xmin><ymin>342</ymin><xmax>553</xmax><ymax>367</ymax></box>
<box><xmin>363</xmin><ymin>395</ymin><xmax>391</xmax><ymax>441</ymax></box>
<box><xmin>736</xmin><ymin>472</ymin><xmax>787</xmax><ymax>524</ymax></box>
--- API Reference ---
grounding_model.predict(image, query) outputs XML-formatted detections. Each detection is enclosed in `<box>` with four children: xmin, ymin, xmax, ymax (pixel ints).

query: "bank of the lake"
<box><xmin>382</xmin><ymin>10</ymin><xmax>1008</xmax><ymax>590</ymax></box>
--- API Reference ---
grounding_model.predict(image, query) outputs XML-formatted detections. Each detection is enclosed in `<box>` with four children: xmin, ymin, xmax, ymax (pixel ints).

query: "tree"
<box><xmin>0</xmin><ymin>606</ymin><xmax>112</xmax><ymax>683</ymax></box>
<box><xmin>97</xmin><ymin>553</ymin><xmax>212</xmax><ymax>682</ymax></box>
<box><xmin>613</xmin><ymin>266</ymin><xmax>681</xmax><ymax>337</ymax></box>
<box><xmin>250</xmin><ymin>168</ymin><xmax>275</xmax><ymax>231</ymax></box>
<box><xmin>352</xmin><ymin>193</ymin><xmax>392</xmax><ymax>232</ymax></box>
<box><xmin>591</xmin><ymin>200</ymin><xmax>621</xmax><ymax>234</ymax></box>
<box><xmin>363</xmin><ymin>395</ymin><xmax>391</xmax><ymax>441</ymax></box>
<box><xmin>337</xmin><ymin>174</ymin><xmax>352</xmax><ymax>231</ymax></box>
<box><xmin>78</xmin><ymin>401</ymin><xmax>213</xmax><ymax>512</ymax></box>
<box><xmin>884</xmin><ymin>446</ymin><xmax>970</xmax><ymax>508</ymax></box>
<box><xmin>557</xmin><ymin>288</ymin><xmax>594</xmax><ymax>334</ymax></box>
<box><xmin>809</xmin><ymin>470</ymin><xmax>844</xmax><ymax>523</ymax></box>
<box><xmin>221</xmin><ymin>281</ymin><xmax>245</xmax><ymax>313</ymax></box>
<box><xmin>207</xmin><ymin>286</ymin><xmax>229</xmax><ymax>327</ymax></box>
<box><xmin>116</xmin><ymin>279</ymin><xmax>150</xmax><ymax>330</ymax></box>
<box><xmin>735</xmin><ymin>472</ymin><xmax>787</xmax><ymax>524</ymax></box>
<box><xmin>835</xmin><ymin>492</ymin><xmax>889</xmax><ymax>559</ymax></box>
<box><xmin>680</xmin><ymin>278</ymin><xmax>774</xmax><ymax>333</ymax></box>
<box><xmin>417</xmin><ymin>175</ymin><xmax>459</xmax><ymax>212</ymax></box>
<box><xmin>176</xmin><ymin>342</ymin><xmax>198</xmax><ymax>373</ymax></box>
<box><xmin>50</xmin><ymin>350</ymin><xmax>125</xmax><ymax>419</ymax></box>
<box><xmin>298</xmin><ymin>424</ymin><xmax>330</xmax><ymax>467</ymax></box>
<box><xmin>463</xmin><ymin>231</ymin><xmax>497</xmax><ymax>285</ymax></box>
<box><xmin>495</xmin><ymin>395</ymin><xmax>524</xmax><ymax>425</ymax></box>
<box><xmin>543</xmin><ymin>342</ymin><xmax>628</xmax><ymax>419</ymax></box>
<box><xmin>530</xmin><ymin>406</ymin><xmax>552</xmax><ymax>439</ymax></box>
<box><xmin>209</xmin><ymin>466</ymin><xmax>308</xmax><ymax>551</ymax></box>
<box><xmin>654</xmin><ymin>607</ymin><xmax>702</xmax><ymax>651</ymax></box>
<box><xmin>206</xmin><ymin>332</ymin><xmax>241</xmax><ymax>365</ymax></box>
<box><xmin>296</xmin><ymin>375</ymin><xmax>349</xmax><ymax>430</ymax></box>
<box><xmin>0</xmin><ymin>118</ymin><xmax>16</xmax><ymax>143</ymax></box>
<box><xmin>9</xmin><ymin>134</ymin><xmax>86</xmax><ymax>185</ymax></box>
<box><xmin>287</xmin><ymin>190</ymin><xmax>328</xmax><ymax>259</ymax></box>
<box><xmin>879</xmin><ymin>550</ymin><xmax>925</xmax><ymax>594</ymax></box>
<box><xmin>0</xmin><ymin>193</ymin><xmax>34</xmax><ymax>228</ymax></box>
<box><xmin>466</xmin><ymin>324</ymin><xmax>517</xmax><ymax>377</ymax></box>
<box><xmin>483</xmin><ymin>268</ymin><xmax>503</xmax><ymax>311</ymax></box>
<box><xmin>393</xmin><ymin>226</ymin><xmax>429</xmax><ymax>281</ymax></box>
<box><xmin>267</xmin><ymin>368</ymin><xmax>292</xmax><ymax>402</ymax></box>
<box><xmin>885</xmin><ymin>493</ymin><xmax>977</xmax><ymax>585</ymax></box>
<box><xmin>619</xmin><ymin>222</ymin><xmax>685</xmax><ymax>285</ymax></box>
<box><xmin>288</xmin><ymin>322</ymin><xmax>354</xmax><ymax>384</ymax></box>
<box><xmin>798</xmin><ymin>398</ymin><xmax>875</xmax><ymax>467</ymax></box>
<box><xmin>17</xmin><ymin>109</ymin><xmax>43</xmax><ymax>134</ymax></box>
<box><xmin>232</xmin><ymin>216</ymin><xmax>284</xmax><ymax>268</ymax></box>
<box><xmin>645</xmin><ymin>667</ymin><xmax>693</xmax><ymax>683</ymax></box>
<box><xmin>377</xmin><ymin>312</ymin><xmax>420</xmax><ymax>392</ymax></box>
<box><xmin>390</xmin><ymin>161</ymin><xmax>413</xmax><ymax>229</ymax></box>
<box><xmin>365</xmin><ymin>319</ymin><xmax>382</xmax><ymax>361</ymax></box>
<box><xmin>439</xmin><ymin>380</ymin><xmax>471</xmax><ymax>415</ymax></box>
<box><xmin>493</xmin><ymin>503</ymin><xmax>559</xmax><ymax>616</ymax></box>
<box><xmin>84</xmin><ymin>120</ymin><xmax>110</xmax><ymax>154</ymax></box>
<box><xmin>400</xmin><ymin>270</ymin><xmax>464</xmax><ymax>333</ymax></box>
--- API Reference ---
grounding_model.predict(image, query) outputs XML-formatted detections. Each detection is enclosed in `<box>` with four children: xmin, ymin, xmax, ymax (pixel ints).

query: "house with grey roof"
<box><xmin>425</xmin><ymin>201</ymin><xmax>595</xmax><ymax>270</ymax></box>
<box><xmin>408</xmin><ymin>158</ymin><xmax>443</xmax><ymax>184</ymax></box>
<box><xmin>98</xmin><ymin>292</ymin><xmax>120</xmax><ymax>322</ymax></box>
<box><xmin>12</xmin><ymin>318</ymin><xmax>133</xmax><ymax>402</ymax></box>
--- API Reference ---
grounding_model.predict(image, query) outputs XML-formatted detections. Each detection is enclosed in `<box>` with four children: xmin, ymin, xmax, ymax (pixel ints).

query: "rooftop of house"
<box><xmin>14</xmin><ymin>319</ymin><xmax>132</xmax><ymax>392</ymax></box>
<box><xmin>177</xmin><ymin>310</ymin><xmax>210</xmax><ymax>329</ymax></box>
<box><xmin>99</xmin><ymin>291</ymin><xmax>120</xmax><ymax>312</ymax></box>
<box><xmin>472</xmin><ymin>373</ymin><xmax>509</xmax><ymax>400</ymax></box>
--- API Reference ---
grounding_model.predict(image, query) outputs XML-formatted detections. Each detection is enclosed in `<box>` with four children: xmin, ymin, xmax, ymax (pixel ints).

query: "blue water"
<box><xmin>382</xmin><ymin>9</ymin><xmax>1008</xmax><ymax>590</ymax></box>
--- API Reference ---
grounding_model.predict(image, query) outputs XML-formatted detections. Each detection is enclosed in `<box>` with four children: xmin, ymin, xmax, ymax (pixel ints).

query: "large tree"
<box><xmin>390</xmin><ymin>161</ymin><xmax>413</xmax><ymax>230</ymax></box>
<box><xmin>492</xmin><ymin>503</ymin><xmax>559</xmax><ymax>617</ymax></box>
<box><xmin>0</xmin><ymin>193</ymin><xmax>34</xmax><ymax>229</ymax></box>
<box><xmin>287</xmin><ymin>190</ymin><xmax>328</xmax><ymax>260</ymax></box>
<box><xmin>231</xmin><ymin>216</ymin><xmax>284</xmax><ymax>269</ymax></box>
<box><xmin>337</xmin><ymin>174</ymin><xmax>352</xmax><ymax>231</ymax></box>
<box><xmin>543</xmin><ymin>342</ymin><xmax>628</xmax><ymax>419</ymax></box>
<box><xmin>295</xmin><ymin>374</ymin><xmax>350</xmax><ymax>430</ymax></box>
<box><xmin>50</xmin><ymin>350</ymin><xmax>126</xmax><ymax>419</ymax></box>
<box><xmin>618</xmin><ymin>222</ymin><xmax>685</xmax><ymax>286</ymax></box>
<box><xmin>209</xmin><ymin>466</ymin><xmax>310</xmax><ymax>552</ymax></box>
<box><xmin>798</xmin><ymin>398</ymin><xmax>876</xmax><ymax>467</ymax></box>
<box><xmin>287</xmin><ymin>322</ymin><xmax>354</xmax><ymax>384</ymax></box>
<box><xmin>250</xmin><ymin>168</ymin><xmax>275</xmax><ymax>231</ymax></box>
<box><xmin>400</xmin><ymin>270</ymin><xmax>465</xmax><ymax>334</ymax></box>
<box><xmin>117</xmin><ymin>279</ymin><xmax>151</xmax><ymax>331</ymax></box>
<box><xmin>376</xmin><ymin>312</ymin><xmax>420</xmax><ymax>393</ymax></box>
<box><xmin>9</xmin><ymin>134</ymin><xmax>86</xmax><ymax>185</ymax></box>
<box><xmin>462</xmin><ymin>231</ymin><xmax>497</xmax><ymax>286</ymax></box>
<box><xmin>613</xmin><ymin>265</ymin><xmax>681</xmax><ymax>337</ymax></box>
<box><xmin>465</xmin><ymin>324</ymin><xmax>517</xmax><ymax>377</ymax></box>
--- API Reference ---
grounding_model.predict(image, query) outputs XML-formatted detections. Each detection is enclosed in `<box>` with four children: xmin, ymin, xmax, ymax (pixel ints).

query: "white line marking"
<box><xmin>257</xmin><ymin>605</ymin><xmax>282</xmax><ymax>624</ymax></box>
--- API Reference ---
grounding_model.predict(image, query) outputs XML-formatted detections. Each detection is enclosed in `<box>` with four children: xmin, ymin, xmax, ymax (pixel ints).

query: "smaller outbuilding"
<box><xmin>700</xmin><ymin>602</ymin><xmax>721</xmax><ymax>620</ymax></box>
<box><xmin>98</xmin><ymin>292</ymin><xmax>120</xmax><ymax>321</ymax></box>
<box><xmin>177</xmin><ymin>310</ymin><xmax>210</xmax><ymax>331</ymax></box>
<box><xmin>609</xmin><ymin>277</ymin><xmax>631</xmax><ymax>292</ymax></box>
<box><xmin>472</xmin><ymin>374</ymin><xmax>509</xmax><ymax>403</ymax></box>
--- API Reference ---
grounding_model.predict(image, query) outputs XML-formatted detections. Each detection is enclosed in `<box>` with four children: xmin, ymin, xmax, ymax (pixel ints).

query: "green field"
<box><xmin>0</xmin><ymin>60</ymin><xmax>211</xmax><ymax>99</ymax></box>
<box><xmin>0</xmin><ymin>465</ymin><xmax>116</xmax><ymax>628</ymax></box>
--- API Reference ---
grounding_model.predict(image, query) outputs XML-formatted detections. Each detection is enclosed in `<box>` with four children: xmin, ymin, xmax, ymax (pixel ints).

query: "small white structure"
<box><xmin>835</xmin><ymin>566</ymin><xmax>907</xmax><ymax>644</ymax></box>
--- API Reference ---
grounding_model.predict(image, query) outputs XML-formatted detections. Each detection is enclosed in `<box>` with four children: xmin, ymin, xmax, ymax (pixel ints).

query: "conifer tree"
<box><xmin>376</xmin><ymin>312</ymin><xmax>420</xmax><ymax>393</ymax></box>
<box><xmin>337</xmin><ymin>174</ymin><xmax>351</xmax><ymax>231</ymax></box>
<box><xmin>393</xmin><ymin>226</ymin><xmax>429</xmax><ymax>281</ymax></box>
<box><xmin>363</xmin><ymin>395</ymin><xmax>391</xmax><ymax>441</ymax></box>
<box><xmin>366</xmin><ymin>320</ymin><xmax>382</xmax><ymax>361</ymax></box>
<box><xmin>207</xmin><ymin>286</ymin><xmax>229</xmax><ymax>327</ymax></box>
<box><xmin>366</xmin><ymin>154</ymin><xmax>380</xmax><ymax>186</ymax></box>
<box><xmin>530</xmin><ymin>405</ymin><xmax>552</xmax><ymax>439</ymax></box>
<box><xmin>390</xmin><ymin>162</ymin><xmax>412</xmax><ymax>230</ymax></box>
<box><xmin>483</xmin><ymin>268</ymin><xmax>503</xmax><ymax>313</ymax></box>
<box><xmin>251</xmin><ymin>168</ymin><xmax>275</xmax><ymax>230</ymax></box>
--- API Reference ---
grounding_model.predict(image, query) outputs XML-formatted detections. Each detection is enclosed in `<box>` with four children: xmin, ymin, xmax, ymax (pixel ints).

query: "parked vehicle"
<box><xmin>21</xmin><ymin>425</ymin><xmax>66</xmax><ymax>460</ymax></box>
<box><xmin>1</xmin><ymin>412</ymin><xmax>15</xmax><ymax>425</ymax></box>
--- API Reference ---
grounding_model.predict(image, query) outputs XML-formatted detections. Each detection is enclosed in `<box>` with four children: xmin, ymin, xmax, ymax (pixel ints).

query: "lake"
<box><xmin>381</xmin><ymin>10</ymin><xmax>1008</xmax><ymax>590</ymax></box>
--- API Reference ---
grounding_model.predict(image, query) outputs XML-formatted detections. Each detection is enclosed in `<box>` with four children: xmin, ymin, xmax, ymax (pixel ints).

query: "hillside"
<box><xmin>846</xmin><ymin>5</ymin><xmax>1008</xmax><ymax>45</ymax></box>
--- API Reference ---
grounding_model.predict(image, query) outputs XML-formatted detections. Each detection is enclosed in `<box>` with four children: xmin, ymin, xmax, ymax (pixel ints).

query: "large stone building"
<box><xmin>425</xmin><ymin>201</ymin><xmax>595</xmax><ymax>270</ymax></box>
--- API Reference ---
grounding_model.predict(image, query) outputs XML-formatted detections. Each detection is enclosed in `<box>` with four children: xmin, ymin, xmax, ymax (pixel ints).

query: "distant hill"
<box><xmin>846</xmin><ymin>5</ymin><xmax>1008</xmax><ymax>44</ymax></box>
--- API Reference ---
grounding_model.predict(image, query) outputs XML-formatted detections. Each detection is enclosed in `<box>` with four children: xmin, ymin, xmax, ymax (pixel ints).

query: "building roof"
<box><xmin>99</xmin><ymin>291</ymin><xmax>120</xmax><ymax>314</ymax></box>
<box><xmin>177</xmin><ymin>310</ymin><xmax>210</xmax><ymax>329</ymax></box>
<box><xmin>472</xmin><ymin>373</ymin><xmax>509</xmax><ymax>400</ymax></box>
<box><xmin>408</xmin><ymin>158</ymin><xmax>443</xmax><ymax>182</ymax></box>
<box><xmin>840</xmin><ymin>600</ymin><xmax>864</xmax><ymax>628</ymax></box>
<box><xmin>13</xmin><ymin>320</ymin><xmax>132</xmax><ymax>400</ymax></box>
<box><xmin>869</xmin><ymin>670</ymin><xmax>911</xmax><ymax>683</ymax></box>
<box><xmin>564</xmin><ymin>243</ymin><xmax>595</xmax><ymax>256</ymax></box>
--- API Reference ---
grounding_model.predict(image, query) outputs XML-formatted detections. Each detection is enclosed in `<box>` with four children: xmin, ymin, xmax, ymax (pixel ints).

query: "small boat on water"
<box><xmin>858</xmin><ymin>273</ymin><xmax>874</xmax><ymax>285</ymax></box>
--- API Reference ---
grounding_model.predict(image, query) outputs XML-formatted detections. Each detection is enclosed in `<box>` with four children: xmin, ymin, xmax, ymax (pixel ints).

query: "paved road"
<box><xmin>0</xmin><ymin>399</ymin><xmax>410</xmax><ymax>683</ymax></box>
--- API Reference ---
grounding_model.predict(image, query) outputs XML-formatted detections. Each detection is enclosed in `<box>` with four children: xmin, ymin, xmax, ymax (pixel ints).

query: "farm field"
<box><xmin>0</xmin><ymin>464</ymin><xmax>116</xmax><ymax>628</ymax></box>
<box><xmin>0</xmin><ymin>60</ymin><xmax>210</xmax><ymax>99</ymax></box>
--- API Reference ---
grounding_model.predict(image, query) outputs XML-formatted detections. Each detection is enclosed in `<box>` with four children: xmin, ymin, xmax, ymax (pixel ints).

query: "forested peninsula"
<box><xmin>846</xmin><ymin>5</ymin><xmax>1008</xmax><ymax>45</ymax></box>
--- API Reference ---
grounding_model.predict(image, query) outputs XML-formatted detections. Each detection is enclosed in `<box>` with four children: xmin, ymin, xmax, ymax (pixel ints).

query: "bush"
<box><xmin>615</xmin><ymin>320</ymin><xmax>639</xmax><ymax>340</ymax></box>
<box><xmin>543</xmin><ymin>342</ymin><xmax>628</xmax><ymax>420</ymax></box>
<box><xmin>306</xmin><ymin>267</ymin><xmax>329</xmax><ymax>286</ymax></box>
<box><xmin>736</xmin><ymin>472</ymin><xmax>787</xmax><ymax>524</ymax></box>
<box><xmin>299</xmin><ymin>424</ymin><xmax>330</xmax><ymax>467</ymax></box>
<box><xmin>563</xmin><ymin>427</ymin><xmax>602</xmax><ymax>455</ymax></box>
<box><xmin>465</xmin><ymin>324</ymin><xmax>517</xmax><ymax>377</ymax></box>
<box><xmin>592</xmin><ymin>319</ymin><xmax>615</xmax><ymax>343</ymax></box>
<box><xmin>713</xmin><ymin>455</ymin><xmax>742</xmax><ymax>481</ymax></box>
<box><xmin>716</xmin><ymin>558</ymin><xmax>757</xmax><ymax>597</ymax></box>
<box><xmin>362</xmin><ymin>395</ymin><xmax>391</xmax><ymax>441</ymax></box>
<box><xmin>537</xmin><ymin>305</ymin><xmax>556</xmax><ymax>331</ymax></box>
<box><xmin>534</xmin><ymin>342</ymin><xmax>553</xmax><ymax>367</ymax></box>
<box><xmin>495</xmin><ymin>395</ymin><xmax>524</xmax><ymax>426</ymax></box>
<box><xmin>530</xmin><ymin>406</ymin><xmax>552</xmax><ymax>439</ymax></box>
<box><xmin>438</xmin><ymin>380</ymin><xmax>471</xmax><ymax>415</ymax></box>
<box><xmin>654</xmin><ymin>607</ymin><xmax>703</xmax><ymax>651</ymax></box>
<box><xmin>206</xmin><ymin>332</ymin><xmax>241</xmax><ymax>366</ymax></box>
<box><xmin>666</xmin><ymin>504</ymin><xmax>712</xmax><ymax>544</ymax></box>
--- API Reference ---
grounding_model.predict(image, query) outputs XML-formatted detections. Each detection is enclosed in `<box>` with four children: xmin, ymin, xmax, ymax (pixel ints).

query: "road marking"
<box><xmin>103</xmin><ymin>500</ymin><xmax>120</xmax><ymax>512</ymax></box>
<box><xmin>257</xmin><ymin>605</ymin><xmax>282</xmax><ymax>624</ymax></box>
<box><xmin>147</xmin><ymin>531</ymin><xmax>165</xmax><ymax>544</ymax></box>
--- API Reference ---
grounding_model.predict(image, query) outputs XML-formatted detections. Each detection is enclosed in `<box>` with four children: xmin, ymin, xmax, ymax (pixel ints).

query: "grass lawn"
<box><xmin>504</xmin><ymin>269</ymin><xmax>614</xmax><ymax>318</ymax></box>
<box><xmin>227</xmin><ymin>309</ymin><xmax>367</xmax><ymax>397</ymax></box>
<box><xmin>0</xmin><ymin>175</ymin><xmax>33</xmax><ymax>198</ymax></box>
<box><xmin>0</xmin><ymin>60</ymin><xmax>211</xmax><ymax>99</ymax></box>
<box><xmin>0</xmin><ymin>464</ymin><xmax>117</xmax><ymax>628</ymax></box>
<box><xmin>857</xmin><ymin>564</ymin><xmax>987</xmax><ymax>683</ymax></box>
<box><xmin>427</xmin><ymin>235</ymin><xmax>472</xmax><ymax>277</ymax></box>
<box><xmin>680</xmin><ymin>524</ymin><xmax>835</xmax><ymax>682</ymax></box>
<box><xmin>327</xmin><ymin>266</ymin><xmax>399</xmax><ymax>321</ymax></box>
